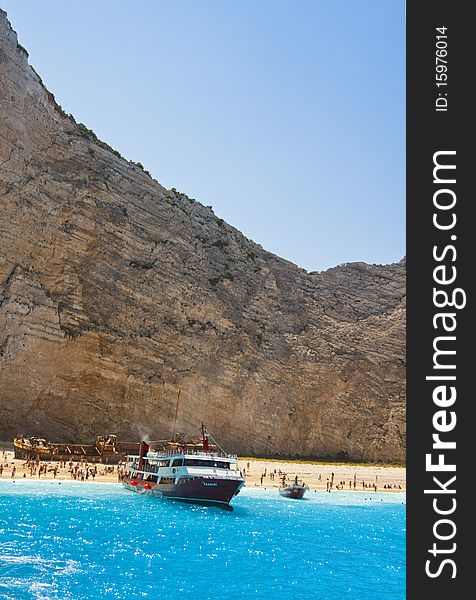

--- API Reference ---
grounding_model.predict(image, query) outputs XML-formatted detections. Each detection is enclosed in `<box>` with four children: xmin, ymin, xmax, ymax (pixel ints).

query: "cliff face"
<box><xmin>0</xmin><ymin>10</ymin><xmax>405</xmax><ymax>461</ymax></box>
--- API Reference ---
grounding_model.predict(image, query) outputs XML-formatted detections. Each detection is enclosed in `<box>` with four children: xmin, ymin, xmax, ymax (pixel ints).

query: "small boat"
<box><xmin>279</xmin><ymin>477</ymin><xmax>309</xmax><ymax>499</ymax></box>
<box><xmin>122</xmin><ymin>424</ymin><xmax>245</xmax><ymax>509</ymax></box>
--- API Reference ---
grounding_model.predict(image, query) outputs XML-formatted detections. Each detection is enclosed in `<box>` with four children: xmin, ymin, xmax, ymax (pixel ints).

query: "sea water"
<box><xmin>0</xmin><ymin>480</ymin><xmax>405</xmax><ymax>599</ymax></box>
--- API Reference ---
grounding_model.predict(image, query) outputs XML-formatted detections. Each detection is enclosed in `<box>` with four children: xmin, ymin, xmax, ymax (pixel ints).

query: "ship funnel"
<box><xmin>138</xmin><ymin>440</ymin><xmax>150</xmax><ymax>471</ymax></box>
<box><xmin>201</xmin><ymin>423</ymin><xmax>210</xmax><ymax>453</ymax></box>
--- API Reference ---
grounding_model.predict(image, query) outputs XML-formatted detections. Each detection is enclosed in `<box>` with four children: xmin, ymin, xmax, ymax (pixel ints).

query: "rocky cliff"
<box><xmin>0</xmin><ymin>10</ymin><xmax>405</xmax><ymax>461</ymax></box>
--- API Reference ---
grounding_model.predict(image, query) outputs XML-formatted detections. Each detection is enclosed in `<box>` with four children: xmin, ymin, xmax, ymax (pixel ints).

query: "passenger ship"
<box><xmin>122</xmin><ymin>425</ymin><xmax>245</xmax><ymax>508</ymax></box>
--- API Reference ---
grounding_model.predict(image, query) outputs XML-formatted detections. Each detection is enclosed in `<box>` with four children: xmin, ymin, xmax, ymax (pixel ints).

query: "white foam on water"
<box><xmin>0</xmin><ymin>554</ymin><xmax>81</xmax><ymax>574</ymax></box>
<box><xmin>0</xmin><ymin>579</ymin><xmax>56</xmax><ymax>600</ymax></box>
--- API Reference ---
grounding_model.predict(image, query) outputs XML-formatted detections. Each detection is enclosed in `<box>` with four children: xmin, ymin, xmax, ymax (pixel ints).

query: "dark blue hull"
<box><xmin>123</xmin><ymin>476</ymin><xmax>244</xmax><ymax>507</ymax></box>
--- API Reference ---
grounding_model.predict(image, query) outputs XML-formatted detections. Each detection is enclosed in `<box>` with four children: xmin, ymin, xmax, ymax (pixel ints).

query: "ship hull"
<box><xmin>123</xmin><ymin>476</ymin><xmax>244</xmax><ymax>507</ymax></box>
<box><xmin>14</xmin><ymin>443</ymin><xmax>59</xmax><ymax>461</ymax></box>
<box><xmin>13</xmin><ymin>439</ymin><xmax>139</xmax><ymax>463</ymax></box>
<box><xmin>278</xmin><ymin>486</ymin><xmax>307</xmax><ymax>499</ymax></box>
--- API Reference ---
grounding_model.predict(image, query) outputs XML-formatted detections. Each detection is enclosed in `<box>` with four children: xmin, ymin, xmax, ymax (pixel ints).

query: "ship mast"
<box><xmin>172</xmin><ymin>388</ymin><xmax>181</xmax><ymax>442</ymax></box>
<box><xmin>201</xmin><ymin>422</ymin><xmax>210</xmax><ymax>453</ymax></box>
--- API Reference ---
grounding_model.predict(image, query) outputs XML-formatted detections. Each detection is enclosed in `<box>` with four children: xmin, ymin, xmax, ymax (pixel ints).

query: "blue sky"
<box><xmin>3</xmin><ymin>0</ymin><xmax>405</xmax><ymax>271</ymax></box>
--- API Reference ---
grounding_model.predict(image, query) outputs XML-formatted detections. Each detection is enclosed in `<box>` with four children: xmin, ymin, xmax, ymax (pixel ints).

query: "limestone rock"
<box><xmin>0</xmin><ymin>10</ymin><xmax>405</xmax><ymax>461</ymax></box>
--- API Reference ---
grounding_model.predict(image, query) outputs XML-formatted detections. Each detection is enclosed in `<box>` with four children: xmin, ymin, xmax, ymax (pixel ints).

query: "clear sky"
<box><xmin>2</xmin><ymin>0</ymin><xmax>405</xmax><ymax>272</ymax></box>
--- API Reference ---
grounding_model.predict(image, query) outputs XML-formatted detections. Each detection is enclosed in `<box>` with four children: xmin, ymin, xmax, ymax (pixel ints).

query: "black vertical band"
<box><xmin>407</xmin><ymin>2</ymin><xmax>471</xmax><ymax>597</ymax></box>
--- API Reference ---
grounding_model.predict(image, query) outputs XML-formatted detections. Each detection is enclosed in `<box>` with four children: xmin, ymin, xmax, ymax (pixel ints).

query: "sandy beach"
<box><xmin>0</xmin><ymin>449</ymin><xmax>405</xmax><ymax>493</ymax></box>
<box><xmin>238</xmin><ymin>458</ymin><xmax>405</xmax><ymax>492</ymax></box>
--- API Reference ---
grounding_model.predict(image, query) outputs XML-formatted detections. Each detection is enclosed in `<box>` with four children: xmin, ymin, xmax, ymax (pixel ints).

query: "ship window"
<box><xmin>172</xmin><ymin>458</ymin><xmax>184</xmax><ymax>467</ymax></box>
<box><xmin>213</xmin><ymin>461</ymin><xmax>230</xmax><ymax>469</ymax></box>
<box><xmin>183</xmin><ymin>459</ymin><xmax>231</xmax><ymax>469</ymax></box>
<box><xmin>150</xmin><ymin>460</ymin><xmax>168</xmax><ymax>468</ymax></box>
<box><xmin>146</xmin><ymin>474</ymin><xmax>158</xmax><ymax>483</ymax></box>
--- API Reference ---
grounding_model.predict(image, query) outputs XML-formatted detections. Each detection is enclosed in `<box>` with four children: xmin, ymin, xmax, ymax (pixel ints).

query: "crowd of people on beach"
<box><xmin>248</xmin><ymin>462</ymin><xmax>403</xmax><ymax>492</ymax></box>
<box><xmin>253</xmin><ymin>464</ymin><xmax>308</xmax><ymax>489</ymax></box>
<box><xmin>0</xmin><ymin>450</ymin><xmax>124</xmax><ymax>482</ymax></box>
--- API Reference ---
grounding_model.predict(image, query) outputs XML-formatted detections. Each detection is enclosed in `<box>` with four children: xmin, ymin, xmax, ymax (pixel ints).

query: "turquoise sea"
<box><xmin>0</xmin><ymin>481</ymin><xmax>405</xmax><ymax>599</ymax></box>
